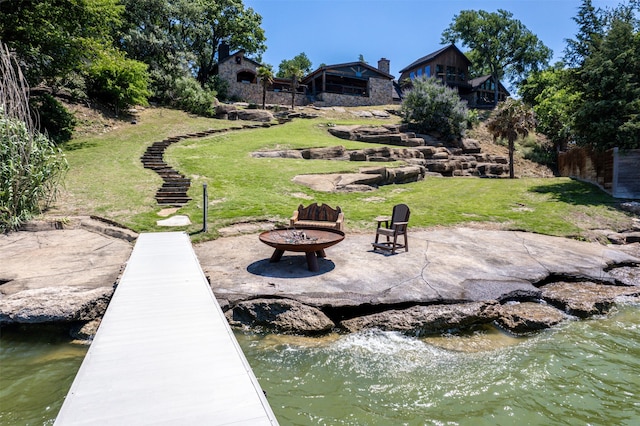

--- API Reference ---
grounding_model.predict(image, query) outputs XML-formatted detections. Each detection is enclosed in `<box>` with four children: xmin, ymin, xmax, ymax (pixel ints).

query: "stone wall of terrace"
<box><xmin>312</xmin><ymin>78</ymin><xmax>393</xmax><ymax>107</ymax></box>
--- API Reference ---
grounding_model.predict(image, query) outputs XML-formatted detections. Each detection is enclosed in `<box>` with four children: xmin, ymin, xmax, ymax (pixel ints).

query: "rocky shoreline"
<box><xmin>1</xmin><ymin>217</ymin><xmax>639</xmax><ymax>341</ymax></box>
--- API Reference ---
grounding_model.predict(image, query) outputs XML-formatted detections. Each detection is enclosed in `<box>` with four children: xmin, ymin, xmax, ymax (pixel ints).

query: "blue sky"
<box><xmin>243</xmin><ymin>0</ymin><xmax>621</xmax><ymax>79</ymax></box>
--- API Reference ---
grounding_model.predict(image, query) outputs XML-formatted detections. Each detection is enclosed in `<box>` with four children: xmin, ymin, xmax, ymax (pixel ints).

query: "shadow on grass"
<box><xmin>529</xmin><ymin>179</ymin><xmax>618</xmax><ymax>207</ymax></box>
<box><xmin>62</xmin><ymin>140</ymin><xmax>98</xmax><ymax>151</ymax></box>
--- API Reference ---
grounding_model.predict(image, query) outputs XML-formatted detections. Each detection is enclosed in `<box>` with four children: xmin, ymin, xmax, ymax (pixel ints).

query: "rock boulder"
<box><xmin>541</xmin><ymin>281</ymin><xmax>640</xmax><ymax>317</ymax></box>
<box><xmin>225</xmin><ymin>298</ymin><xmax>335</xmax><ymax>333</ymax></box>
<box><xmin>340</xmin><ymin>301</ymin><xmax>500</xmax><ymax>335</ymax></box>
<box><xmin>0</xmin><ymin>286</ymin><xmax>113</xmax><ymax>323</ymax></box>
<box><xmin>495</xmin><ymin>302</ymin><xmax>567</xmax><ymax>334</ymax></box>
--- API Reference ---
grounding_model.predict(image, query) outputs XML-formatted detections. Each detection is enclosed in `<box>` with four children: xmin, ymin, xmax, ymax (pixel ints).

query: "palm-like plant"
<box><xmin>284</xmin><ymin>64</ymin><xmax>304</xmax><ymax>110</ymax></box>
<box><xmin>256</xmin><ymin>65</ymin><xmax>274</xmax><ymax>110</ymax></box>
<box><xmin>486</xmin><ymin>98</ymin><xmax>536</xmax><ymax>178</ymax></box>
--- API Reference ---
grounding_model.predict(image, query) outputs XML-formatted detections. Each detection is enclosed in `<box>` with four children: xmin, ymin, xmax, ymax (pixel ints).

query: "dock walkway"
<box><xmin>55</xmin><ymin>232</ymin><xmax>278</xmax><ymax>425</ymax></box>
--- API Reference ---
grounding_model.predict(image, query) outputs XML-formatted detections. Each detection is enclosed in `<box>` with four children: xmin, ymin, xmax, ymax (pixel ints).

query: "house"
<box><xmin>217</xmin><ymin>42</ymin><xmax>306</xmax><ymax>106</ymax></box>
<box><xmin>217</xmin><ymin>41</ymin><xmax>394</xmax><ymax>107</ymax></box>
<box><xmin>399</xmin><ymin>44</ymin><xmax>471</xmax><ymax>92</ymax></box>
<box><xmin>398</xmin><ymin>44</ymin><xmax>509</xmax><ymax>108</ymax></box>
<box><xmin>467</xmin><ymin>75</ymin><xmax>510</xmax><ymax>107</ymax></box>
<box><xmin>216</xmin><ymin>42</ymin><xmax>508</xmax><ymax>108</ymax></box>
<box><xmin>301</xmin><ymin>59</ymin><xmax>395</xmax><ymax>107</ymax></box>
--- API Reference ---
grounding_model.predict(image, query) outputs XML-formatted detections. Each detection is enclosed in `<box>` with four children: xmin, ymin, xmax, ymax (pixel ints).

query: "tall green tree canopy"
<box><xmin>572</xmin><ymin>5</ymin><xmax>640</xmax><ymax>150</ymax></box>
<box><xmin>276</xmin><ymin>53</ymin><xmax>312</xmax><ymax>78</ymax></box>
<box><xmin>563</xmin><ymin>0</ymin><xmax>605</xmax><ymax>66</ymax></box>
<box><xmin>0</xmin><ymin>0</ymin><xmax>124</xmax><ymax>88</ymax></box>
<box><xmin>441</xmin><ymin>9</ymin><xmax>552</xmax><ymax>103</ymax></box>
<box><xmin>519</xmin><ymin>66</ymin><xmax>578</xmax><ymax>152</ymax></box>
<box><xmin>120</xmin><ymin>0</ymin><xmax>266</xmax><ymax>90</ymax></box>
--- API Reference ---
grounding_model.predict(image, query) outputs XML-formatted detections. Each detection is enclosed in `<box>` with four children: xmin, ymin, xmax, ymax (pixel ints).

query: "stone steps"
<box><xmin>139</xmin><ymin>120</ymin><xmax>288</xmax><ymax>207</ymax></box>
<box><xmin>141</xmin><ymin>137</ymin><xmax>192</xmax><ymax>206</ymax></box>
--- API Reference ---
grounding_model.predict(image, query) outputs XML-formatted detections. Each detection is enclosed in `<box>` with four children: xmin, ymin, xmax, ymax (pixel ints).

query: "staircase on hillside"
<box><xmin>141</xmin><ymin>136</ymin><xmax>191</xmax><ymax>206</ymax></box>
<box><xmin>141</xmin><ymin>129</ymin><xmax>230</xmax><ymax>206</ymax></box>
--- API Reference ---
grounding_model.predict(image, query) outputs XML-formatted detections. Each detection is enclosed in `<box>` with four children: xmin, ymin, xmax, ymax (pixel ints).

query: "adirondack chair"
<box><xmin>372</xmin><ymin>204</ymin><xmax>410</xmax><ymax>254</ymax></box>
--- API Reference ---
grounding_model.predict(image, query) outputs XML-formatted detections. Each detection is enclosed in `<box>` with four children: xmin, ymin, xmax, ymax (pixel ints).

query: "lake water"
<box><xmin>2</xmin><ymin>304</ymin><xmax>639</xmax><ymax>425</ymax></box>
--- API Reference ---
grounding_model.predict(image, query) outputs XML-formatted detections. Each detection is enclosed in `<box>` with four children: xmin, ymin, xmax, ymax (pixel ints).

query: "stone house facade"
<box><xmin>217</xmin><ymin>44</ymin><xmax>305</xmax><ymax>106</ymax></box>
<box><xmin>218</xmin><ymin>43</ymin><xmax>393</xmax><ymax>107</ymax></box>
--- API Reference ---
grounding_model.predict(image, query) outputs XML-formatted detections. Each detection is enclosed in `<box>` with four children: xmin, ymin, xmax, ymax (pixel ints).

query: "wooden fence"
<box><xmin>558</xmin><ymin>148</ymin><xmax>640</xmax><ymax>199</ymax></box>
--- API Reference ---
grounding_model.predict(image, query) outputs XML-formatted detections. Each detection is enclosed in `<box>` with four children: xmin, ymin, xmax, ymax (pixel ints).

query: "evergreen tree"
<box><xmin>572</xmin><ymin>9</ymin><xmax>640</xmax><ymax>150</ymax></box>
<box><xmin>564</xmin><ymin>0</ymin><xmax>606</xmax><ymax>67</ymax></box>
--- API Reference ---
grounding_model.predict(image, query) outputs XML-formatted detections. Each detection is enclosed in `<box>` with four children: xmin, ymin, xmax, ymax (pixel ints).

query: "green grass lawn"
<box><xmin>55</xmin><ymin>107</ymin><xmax>633</xmax><ymax>241</ymax></box>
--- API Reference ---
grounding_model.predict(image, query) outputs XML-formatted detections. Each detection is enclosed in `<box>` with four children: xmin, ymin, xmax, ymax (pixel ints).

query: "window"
<box><xmin>236</xmin><ymin>70</ymin><xmax>256</xmax><ymax>84</ymax></box>
<box><xmin>425</xmin><ymin>65</ymin><xmax>431</xmax><ymax>77</ymax></box>
<box><xmin>417</xmin><ymin>68</ymin><xmax>422</xmax><ymax>77</ymax></box>
<box><xmin>436</xmin><ymin>65</ymin><xmax>444</xmax><ymax>79</ymax></box>
<box><xmin>410</xmin><ymin>72</ymin><xmax>415</xmax><ymax>80</ymax></box>
<box><xmin>446</xmin><ymin>66</ymin><xmax>456</xmax><ymax>81</ymax></box>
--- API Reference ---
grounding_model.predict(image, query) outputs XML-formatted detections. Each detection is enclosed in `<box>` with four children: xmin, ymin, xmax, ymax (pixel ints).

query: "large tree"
<box><xmin>0</xmin><ymin>0</ymin><xmax>124</xmax><ymax>88</ymax></box>
<box><xmin>121</xmin><ymin>0</ymin><xmax>266</xmax><ymax>90</ymax></box>
<box><xmin>276</xmin><ymin>53</ymin><xmax>312</xmax><ymax>78</ymax></box>
<box><xmin>563</xmin><ymin>0</ymin><xmax>605</xmax><ymax>67</ymax></box>
<box><xmin>442</xmin><ymin>9</ymin><xmax>552</xmax><ymax>104</ymax></box>
<box><xmin>519</xmin><ymin>66</ymin><xmax>579</xmax><ymax>152</ymax></box>
<box><xmin>572</xmin><ymin>7</ymin><xmax>640</xmax><ymax>151</ymax></box>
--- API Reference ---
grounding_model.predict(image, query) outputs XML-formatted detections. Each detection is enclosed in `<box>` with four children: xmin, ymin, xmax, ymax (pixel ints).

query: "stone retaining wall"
<box><xmin>312</xmin><ymin>78</ymin><xmax>393</xmax><ymax>107</ymax></box>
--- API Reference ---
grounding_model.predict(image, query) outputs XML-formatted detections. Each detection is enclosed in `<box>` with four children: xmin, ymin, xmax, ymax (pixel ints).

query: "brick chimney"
<box><xmin>378</xmin><ymin>58</ymin><xmax>390</xmax><ymax>75</ymax></box>
<box><xmin>219</xmin><ymin>42</ymin><xmax>230</xmax><ymax>61</ymax></box>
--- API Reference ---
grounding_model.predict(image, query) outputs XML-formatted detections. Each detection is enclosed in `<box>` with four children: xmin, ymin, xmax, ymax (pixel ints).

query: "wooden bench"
<box><xmin>290</xmin><ymin>203</ymin><xmax>344</xmax><ymax>231</ymax></box>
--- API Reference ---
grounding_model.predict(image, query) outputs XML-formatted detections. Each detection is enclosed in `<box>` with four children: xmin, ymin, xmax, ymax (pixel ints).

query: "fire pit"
<box><xmin>259</xmin><ymin>227</ymin><xmax>345</xmax><ymax>272</ymax></box>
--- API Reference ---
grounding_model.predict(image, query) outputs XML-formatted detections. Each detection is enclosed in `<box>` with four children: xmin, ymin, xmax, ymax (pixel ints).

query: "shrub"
<box><xmin>1</xmin><ymin>42</ymin><xmax>67</xmax><ymax>232</ymax></box>
<box><xmin>29</xmin><ymin>94</ymin><xmax>76</xmax><ymax>145</ymax></box>
<box><xmin>207</xmin><ymin>75</ymin><xmax>229</xmax><ymax>102</ymax></box>
<box><xmin>85</xmin><ymin>49</ymin><xmax>150</xmax><ymax>115</ymax></box>
<box><xmin>169</xmin><ymin>77</ymin><xmax>218</xmax><ymax>117</ymax></box>
<box><xmin>400</xmin><ymin>76</ymin><xmax>469</xmax><ymax>141</ymax></box>
<box><xmin>1</xmin><ymin>112</ymin><xmax>68</xmax><ymax>232</ymax></box>
<box><xmin>466</xmin><ymin>108</ymin><xmax>480</xmax><ymax>129</ymax></box>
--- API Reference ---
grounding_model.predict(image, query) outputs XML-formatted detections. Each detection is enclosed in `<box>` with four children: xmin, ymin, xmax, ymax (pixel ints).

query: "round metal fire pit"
<box><xmin>259</xmin><ymin>228</ymin><xmax>345</xmax><ymax>271</ymax></box>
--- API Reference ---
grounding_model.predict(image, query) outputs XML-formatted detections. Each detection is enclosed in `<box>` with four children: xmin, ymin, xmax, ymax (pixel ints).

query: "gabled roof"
<box><xmin>302</xmin><ymin>61</ymin><xmax>395</xmax><ymax>83</ymax></box>
<box><xmin>398</xmin><ymin>44</ymin><xmax>471</xmax><ymax>74</ymax></box>
<box><xmin>468</xmin><ymin>75</ymin><xmax>492</xmax><ymax>87</ymax></box>
<box><xmin>218</xmin><ymin>50</ymin><xmax>262</xmax><ymax>68</ymax></box>
<box><xmin>468</xmin><ymin>75</ymin><xmax>511</xmax><ymax>96</ymax></box>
